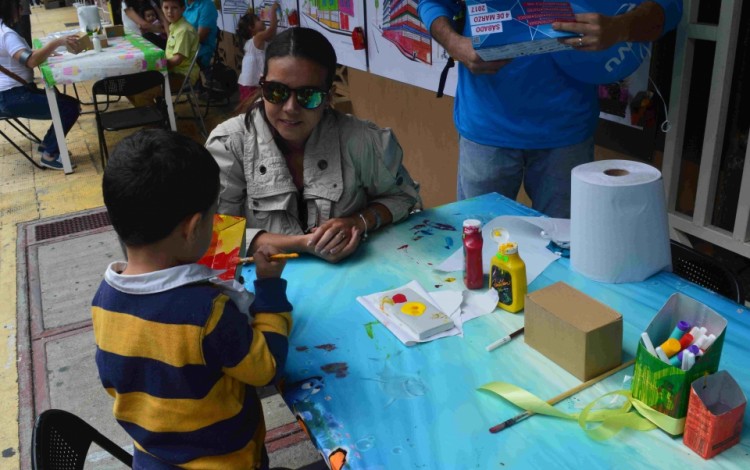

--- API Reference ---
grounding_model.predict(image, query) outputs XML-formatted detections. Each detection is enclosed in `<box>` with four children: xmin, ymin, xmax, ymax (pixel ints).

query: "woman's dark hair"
<box><xmin>264</xmin><ymin>27</ymin><xmax>337</xmax><ymax>89</ymax></box>
<box><xmin>140</xmin><ymin>4</ymin><xmax>157</xmax><ymax>18</ymax></box>
<box><xmin>236</xmin><ymin>13</ymin><xmax>257</xmax><ymax>43</ymax></box>
<box><xmin>103</xmin><ymin>129</ymin><xmax>220</xmax><ymax>247</ymax></box>
<box><xmin>0</xmin><ymin>0</ymin><xmax>20</xmax><ymax>24</ymax></box>
<box><xmin>238</xmin><ymin>27</ymin><xmax>338</xmax><ymax>117</ymax></box>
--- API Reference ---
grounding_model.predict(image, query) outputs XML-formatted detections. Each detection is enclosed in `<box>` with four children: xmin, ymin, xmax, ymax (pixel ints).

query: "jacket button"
<box><xmin>333</xmin><ymin>183</ymin><xmax>337</xmax><ymax>188</ymax></box>
<box><xmin>259</xmin><ymin>165</ymin><xmax>267</xmax><ymax>174</ymax></box>
<box><xmin>318</xmin><ymin>160</ymin><xmax>328</xmax><ymax>170</ymax></box>
<box><xmin>252</xmin><ymin>200</ymin><xmax>259</xmax><ymax>206</ymax></box>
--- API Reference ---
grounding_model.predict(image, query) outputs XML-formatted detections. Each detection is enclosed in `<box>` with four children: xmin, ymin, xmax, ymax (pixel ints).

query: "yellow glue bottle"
<box><xmin>489</xmin><ymin>241</ymin><xmax>527</xmax><ymax>313</ymax></box>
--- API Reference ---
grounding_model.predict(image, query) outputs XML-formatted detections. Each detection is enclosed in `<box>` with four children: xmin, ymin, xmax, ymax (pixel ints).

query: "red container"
<box><xmin>287</xmin><ymin>10</ymin><xmax>299</xmax><ymax>27</ymax></box>
<box><xmin>352</xmin><ymin>27</ymin><xmax>366</xmax><ymax>50</ymax></box>
<box><xmin>463</xmin><ymin>219</ymin><xmax>483</xmax><ymax>289</ymax></box>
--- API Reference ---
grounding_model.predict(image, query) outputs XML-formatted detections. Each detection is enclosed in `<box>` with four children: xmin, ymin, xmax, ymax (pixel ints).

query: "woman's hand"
<box><xmin>253</xmin><ymin>244</ymin><xmax>287</xmax><ymax>279</ymax></box>
<box><xmin>553</xmin><ymin>13</ymin><xmax>627</xmax><ymax>51</ymax></box>
<box><xmin>305</xmin><ymin>217</ymin><xmax>362</xmax><ymax>263</ymax></box>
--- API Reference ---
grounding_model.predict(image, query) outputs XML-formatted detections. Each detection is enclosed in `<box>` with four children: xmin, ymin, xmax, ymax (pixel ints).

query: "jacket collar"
<box><xmin>103</xmin><ymin>262</ymin><xmax>224</xmax><ymax>295</ymax></box>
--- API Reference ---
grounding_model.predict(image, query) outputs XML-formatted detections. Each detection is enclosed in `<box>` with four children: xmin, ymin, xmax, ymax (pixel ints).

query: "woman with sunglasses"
<box><xmin>207</xmin><ymin>27</ymin><xmax>421</xmax><ymax>263</ymax></box>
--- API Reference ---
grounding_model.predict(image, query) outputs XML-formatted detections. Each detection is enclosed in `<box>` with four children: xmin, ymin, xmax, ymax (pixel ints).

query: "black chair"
<box><xmin>32</xmin><ymin>409</ymin><xmax>132</xmax><ymax>469</ymax></box>
<box><xmin>92</xmin><ymin>70</ymin><xmax>169</xmax><ymax>167</ymax></box>
<box><xmin>0</xmin><ymin>115</ymin><xmax>44</xmax><ymax>169</ymax></box>
<box><xmin>670</xmin><ymin>240</ymin><xmax>745</xmax><ymax>303</ymax></box>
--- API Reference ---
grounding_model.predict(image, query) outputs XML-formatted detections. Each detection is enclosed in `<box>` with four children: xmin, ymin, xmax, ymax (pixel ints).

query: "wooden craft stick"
<box><xmin>489</xmin><ymin>358</ymin><xmax>636</xmax><ymax>433</ymax></box>
<box><xmin>233</xmin><ymin>253</ymin><xmax>299</xmax><ymax>265</ymax></box>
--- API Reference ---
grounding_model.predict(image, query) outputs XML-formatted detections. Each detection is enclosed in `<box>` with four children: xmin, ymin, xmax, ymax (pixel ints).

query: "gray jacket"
<box><xmin>206</xmin><ymin>108</ymin><xmax>422</xmax><ymax>244</ymax></box>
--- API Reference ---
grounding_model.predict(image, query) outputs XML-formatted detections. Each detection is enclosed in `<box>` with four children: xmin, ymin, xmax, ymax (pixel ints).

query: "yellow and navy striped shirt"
<box><xmin>92</xmin><ymin>262</ymin><xmax>292</xmax><ymax>469</ymax></box>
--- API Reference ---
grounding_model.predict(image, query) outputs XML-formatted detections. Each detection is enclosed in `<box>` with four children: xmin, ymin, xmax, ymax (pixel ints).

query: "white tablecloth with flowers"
<box><xmin>33</xmin><ymin>33</ymin><xmax>167</xmax><ymax>87</ymax></box>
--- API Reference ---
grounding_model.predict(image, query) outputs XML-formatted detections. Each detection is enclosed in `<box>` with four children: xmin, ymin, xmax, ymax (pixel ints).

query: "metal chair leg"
<box><xmin>0</xmin><ymin>128</ymin><xmax>44</xmax><ymax>169</ymax></box>
<box><xmin>6</xmin><ymin>118</ymin><xmax>42</xmax><ymax>143</ymax></box>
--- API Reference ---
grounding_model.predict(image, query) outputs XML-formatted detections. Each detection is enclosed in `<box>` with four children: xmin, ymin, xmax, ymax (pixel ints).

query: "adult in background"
<box><xmin>122</xmin><ymin>0</ymin><xmax>168</xmax><ymax>48</ymax></box>
<box><xmin>183</xmin><ymin>0</ymin><xmax>217</xmax><ymax>68</ymax></box>
<box><xmin>0</xmin><ymin>0</ymin><xmax>81</xmax><ymax>170</ymax></box>
<box><xmin>206</xmin><ymin>28</ymin><xmax>422</xmax><ymax>263</ymax></box>
<box><xmin>418</xmin><ymin>1</ymin><xmax>683</xmax><ymax>218</ymax></box>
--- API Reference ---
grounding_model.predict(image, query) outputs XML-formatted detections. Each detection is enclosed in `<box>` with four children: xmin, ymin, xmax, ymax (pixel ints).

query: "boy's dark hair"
<box><xmin>103</xmin><ymin>129</ymin><xmax>219</xmax><ymax>247</ymax></box>
<box><xmin>236</xmin><ymin>13</ymin><xmax>257</xmax><ymax>42</ymax></box>
<box><xmin>161</xmin><ymin>0</ymin><xmax>186</xmax><ymax>8</ymax></box>
<box><xmin>264</xmin><ymin>27</ymin><xmax>337</xmax><ymax>89</ymax></box>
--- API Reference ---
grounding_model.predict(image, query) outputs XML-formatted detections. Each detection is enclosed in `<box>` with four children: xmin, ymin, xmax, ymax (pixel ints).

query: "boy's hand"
<box><xmin>253</xmin><ymin>245</ymin><xmax>286</xmax><ymax>279</ymax></box>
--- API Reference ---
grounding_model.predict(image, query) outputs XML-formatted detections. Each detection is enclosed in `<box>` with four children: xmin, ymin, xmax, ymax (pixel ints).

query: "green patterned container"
<box><xmin>631</xmin><ymin>293</ymin><xmax>726</xmax><ymax>434</ymax></box>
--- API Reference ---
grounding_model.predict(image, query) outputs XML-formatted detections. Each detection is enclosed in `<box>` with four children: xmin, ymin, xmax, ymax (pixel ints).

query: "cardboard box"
<box><xmin>66</xmin><ymin>32</ymin><xmax>92</xmax><ymax>54</ymax></box>
<box><xmin>104</xmin><ymin>25</ymin><xmax>125</xmax><ymax>38</ymax></box>
<box><xmin>631</xmin><ymin>293</ymin><xmax>726</xmax><ymax>434</ymax></box>
<box><xmin>466</xmin><ymin>0</ymin><xmax>577</xmax><ymax>60</ymax></box>
<box><xmin>525</xmin><ymin>282</ymin><xmax>623</xmax><ymax>381</ymax></box>
<box><xmin>683</xmin><ymin>371</ymin><xmax>746</xmax><ymax>459</ymax></box>
<box><xmin>197</xmin><ymin>214</ymin><xmax>247</xmax><ymax>281</ymax></box>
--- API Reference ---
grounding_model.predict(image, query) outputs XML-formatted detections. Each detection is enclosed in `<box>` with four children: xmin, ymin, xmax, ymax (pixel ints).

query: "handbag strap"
<box><xmin>0</xmin><ymin>63</ymin><xmax>31</xmax><ymax>87</ymax></box>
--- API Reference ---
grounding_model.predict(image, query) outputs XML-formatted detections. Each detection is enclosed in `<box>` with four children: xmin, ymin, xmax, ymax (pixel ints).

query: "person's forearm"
<box><xmin>26</xmin><ymin>38</ymin><xmax>65</xmax><ymax>68</ymax></box>
<box><xmin>167</xmin><ymin>55</ymin><xmax>184</xmax><ymax>68</ymax></box>
<box><xmin>249</xmin><ymin>232</ymin><xmax>308</xmax><ymax>255</ymax></box>
<box><xmin>430</xmin><ymin>16</ymin><xmax>464</xmax><ymax>58</ymax></box>
<box><xmin>198</xmin><ymin>27</ymin><xmax>210</xmax><ymax>44</ymax></box>
<box><xmin>617</xmin><ymin>1</ymin><xmax>667</xmax><ymax>43</ymax></box>
<box><xmin>125</xmin><ymin>8</ymin><xmax>149</xmax><ymax>28</ymax></box>
<box><xmin>355</xmin><ymin>203</ymin><xmax>393</xmax><ymax>236</ymax></box>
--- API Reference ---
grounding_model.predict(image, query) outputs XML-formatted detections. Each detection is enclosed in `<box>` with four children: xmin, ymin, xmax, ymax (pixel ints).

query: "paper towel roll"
<box><xmin>78</xmin><ymin>5</ymin><xmax>101</xmax><ymax>33</ymax></box>
<box><xmin>570</xmin><ymin>160</ymin><xmax>671</xmax><ymax>283</ymax></box>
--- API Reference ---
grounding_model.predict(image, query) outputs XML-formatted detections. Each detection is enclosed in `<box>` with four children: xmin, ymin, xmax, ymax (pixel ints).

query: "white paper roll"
<box><xmin>78</xmin><ymin>5</ymin><xmax>101</xmax><ymax>33</ymax></box>
<box><xmin>570</xmin><ymin>160</ymin><xmax>671</xmax><ymax>283</ymax></box>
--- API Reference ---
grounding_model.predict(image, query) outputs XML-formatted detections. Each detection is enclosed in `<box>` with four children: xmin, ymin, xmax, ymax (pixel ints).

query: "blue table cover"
<box><xmin>242</xmin><ymin>193</ymin><xmax>750</xmax><ymax>469</ymax></box>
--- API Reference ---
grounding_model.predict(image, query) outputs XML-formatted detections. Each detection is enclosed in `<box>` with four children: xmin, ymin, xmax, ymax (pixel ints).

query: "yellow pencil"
<box><xmin>232</xmin><ymin>253</ymin><xmax>299</xmax><ymax>265</ymax></box>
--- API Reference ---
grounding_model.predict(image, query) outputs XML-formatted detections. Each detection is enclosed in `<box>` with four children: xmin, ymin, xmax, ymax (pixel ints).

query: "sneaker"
<box><xmin>39</xmin><ymin>155</ymin><xmax>64</xmax><ymax>170</ymax></box>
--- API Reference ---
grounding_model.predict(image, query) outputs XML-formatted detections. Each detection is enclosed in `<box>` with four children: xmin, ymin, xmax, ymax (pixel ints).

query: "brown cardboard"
<box><xmin>525</xmin><ymin>282</ymin><xmax>623</xmax><ymax>381</ymax></box>
<box><xmin>66</xmin><ymin>32</ymin><xmax>92</xmax><ymax>54</ymax></box>
<box><xmin>104</xmin><ymin>25</ymin><xmax>125</xmax><ymax>38</ymax></box>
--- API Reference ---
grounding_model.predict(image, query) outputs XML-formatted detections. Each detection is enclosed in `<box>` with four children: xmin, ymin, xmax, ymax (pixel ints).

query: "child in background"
<box><xmin>141</xmin><ymin>4</ymin><xmax>166</xmax><ymax>42</ymax></box>
<box><xmin>162</xmin><ymin>0</ymin><xmax>198</xmax><ymax>88</ymax></box>
<box><xmin>237</xmin><ymin>2</ymin><xmax>280</xmax><ymax>103</ymax></box>
<box><xmin>93</xmin><ymin>128</ymin><xmax>293</xmax><ymax>468</ymax></box>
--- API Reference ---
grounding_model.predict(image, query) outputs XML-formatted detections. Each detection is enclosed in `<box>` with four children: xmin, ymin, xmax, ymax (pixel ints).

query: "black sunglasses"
<box><xmin>259</xmin><ymin>79</ymin><xmax>329</xmax><ymax>110</ymax></box>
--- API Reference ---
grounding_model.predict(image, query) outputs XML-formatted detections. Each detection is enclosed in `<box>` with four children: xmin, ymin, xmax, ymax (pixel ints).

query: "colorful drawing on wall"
<box><xmin>254</xmin><ymin>0</ymin><xmax>300</xmax><ymax>31</ymax></box>
<box><xmin>365</xmin><ymin>0</ymin><xmax>457</xmax><ymax>95</ymax></box>
<box><xmin>300</xmin><ymin>0</ymin><xmax>368</xmax><ymax>70</ymax></box>
<box><xmin>220</xmin><ymin>0</ymin><xmax>252</xmax><ymax>34</ymax></box>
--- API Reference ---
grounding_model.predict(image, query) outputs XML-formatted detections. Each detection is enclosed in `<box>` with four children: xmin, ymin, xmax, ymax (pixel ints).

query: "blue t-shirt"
<box><xmin>418</xmin><ymin>0</ymin><xmax>683</xmax><ymax>150</ymax></box>
<box><xmin>183</xmin><ymin>0</ymin><xmax>218</xmax><ymax>67</ymax></box>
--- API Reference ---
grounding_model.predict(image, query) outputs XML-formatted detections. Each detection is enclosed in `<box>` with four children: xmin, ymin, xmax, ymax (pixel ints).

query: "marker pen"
<box><xmin>678</xmin><ymin>333</ymin><xmax>693</xmax><ymax>349</ymax></box>
<box><xmin>659</xmin><ymin>338</ymin><xmax>681</xmax><ymax>358</ymax></box>
<box><xmin>669</xmin><ymin>321</ymin><xmax>692</xmax><ymax>340</ymax></box>
<box><xmin>640</xmin><ymin>332</ymin><xmax>657</xmax><ymax>357</ymax></box>
<box><xmin>655</xmin><ymin>346</ymin><xmax>670</xmax><ymax>364</ymax></box>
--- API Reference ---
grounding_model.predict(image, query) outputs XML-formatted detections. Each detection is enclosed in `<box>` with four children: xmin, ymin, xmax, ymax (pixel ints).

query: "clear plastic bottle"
<box><xmin>462</xmin><ymin>219</ymin><xmax>483</xmax><ymax>289</ymax></box>
<box><xmin>489</xmin><ymin>242</ymin><xmax>527</xmax><ymax>313</ymax></box>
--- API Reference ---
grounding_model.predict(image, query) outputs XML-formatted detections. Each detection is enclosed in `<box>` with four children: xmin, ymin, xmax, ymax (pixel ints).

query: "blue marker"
<box><xmin>669</xmin><ymin>320</ymin><xmax>691</xmax><ymax>340</ymax></box>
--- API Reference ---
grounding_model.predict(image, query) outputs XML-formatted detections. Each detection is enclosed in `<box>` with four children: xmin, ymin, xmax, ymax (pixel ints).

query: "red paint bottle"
<box><xmin>463</xmin><ymin>219</ymin><xmax>483</xmax><ymax>289</ymax></box>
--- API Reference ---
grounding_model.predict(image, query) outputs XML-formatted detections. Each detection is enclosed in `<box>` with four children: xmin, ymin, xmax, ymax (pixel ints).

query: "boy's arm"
<box><xmin>167</xmin><ymin>53</ymin><xmax>185</xmax><ymax>69</ymax></box>
<box><xmin>202</xmin><ymin>279</ymin><xmax>293</xmax><ymax>386</ymax></box>
<box><xmin>168</xmin><ymin>27</ymin><xmax>199</xmax><ymax>69</ymax></box>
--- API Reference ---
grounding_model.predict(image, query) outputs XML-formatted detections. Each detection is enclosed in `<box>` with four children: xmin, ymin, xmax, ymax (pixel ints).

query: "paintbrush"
<box><xmin>486</xmin><ymin>327</ymin><xmax>524</xmax><ymax>352</ymax></box>
<box><xmin>489</xmin><ymin>358</ymin><xmax>636</xmax><ymax>433</ymax></box>
<box><xmin>231</xmin><ymin>253</ymin><xmax>299</xmax><ymax>265</ymax></box>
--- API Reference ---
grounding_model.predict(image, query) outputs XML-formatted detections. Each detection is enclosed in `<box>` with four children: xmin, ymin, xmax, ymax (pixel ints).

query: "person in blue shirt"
<box><xmin>418</xmin><ymin>1</ymin><xmax>683</xmax><ymax>218</ymax></box>
<box><xmin>183</xmin><ymin>0</ymin><xmax>218</xmax><ymax>68</ymax></box>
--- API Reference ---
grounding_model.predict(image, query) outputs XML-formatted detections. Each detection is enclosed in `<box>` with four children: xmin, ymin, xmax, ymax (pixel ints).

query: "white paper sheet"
<box><xmin>357</xmin><ymin>281</ymin><xmax>499</xmax><ymax>346</ymax></box>
<box><xmin>435</xmin><ymin>216</ymin><xmax>562</xmax><ymax>285</ymax></box>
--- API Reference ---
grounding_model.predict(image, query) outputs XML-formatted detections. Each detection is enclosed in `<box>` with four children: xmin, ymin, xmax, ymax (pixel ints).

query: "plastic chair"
<box><xmin>670</xmin><ymin>240</ymin><xmax>745</xmax><ymax>303</ymax></box>
<box><xmin>172</xmin><ymin>50</ymin><xmax>208</xmax><ymax>138</ymax></box>
<box><xmin>31</xmin><ymin>409</ymin><xmax>133</xmax><ymax>469</ymax></box>
<box><xmin>0</xmin><ymin>115</ymin><xmax>44</xmax><ymax>169</ymax></box>
<box><xmin>92</xmin><ymin>70</ymin><xmax>169</xmax><ymax>167</ymax></box>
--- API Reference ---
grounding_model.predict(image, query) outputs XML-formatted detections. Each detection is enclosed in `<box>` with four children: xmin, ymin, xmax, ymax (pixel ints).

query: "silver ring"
<box><xmin>578</xmin><ymin>37</ymin><xmax>583</xmax><ymax>47</ymax></box>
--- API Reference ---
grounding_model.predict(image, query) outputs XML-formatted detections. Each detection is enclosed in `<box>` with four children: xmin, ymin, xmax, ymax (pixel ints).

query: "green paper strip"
<box><xmin>123</xmin><ymin>34</ymin><xmax>165</xmax><ymax>71</ymax></box>
<box><xmin>479</xmin><ymin>382</ymin><xmax>658</xmax><ymax>440</ymax></box>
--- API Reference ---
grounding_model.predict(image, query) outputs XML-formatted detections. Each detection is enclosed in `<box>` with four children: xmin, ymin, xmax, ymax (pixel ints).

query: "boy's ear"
<box><xmin>183</xmin><ymin>212</ymin><xmax>203</xmax><ymax>242</ymax></box>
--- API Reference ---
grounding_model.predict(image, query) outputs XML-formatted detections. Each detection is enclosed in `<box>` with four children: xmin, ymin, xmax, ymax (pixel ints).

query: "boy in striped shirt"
<box><xmin>92</xmin><ymin>129</ymin><xmax>292</xmax><ymax>469</ymax></box>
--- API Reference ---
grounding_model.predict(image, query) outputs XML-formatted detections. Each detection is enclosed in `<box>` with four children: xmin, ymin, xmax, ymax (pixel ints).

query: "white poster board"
<box><xmin>299</xmin><ymin>0</ymin><xmax>367</xmax><ymax>71</ymax></box>
<box><xmin>365</xmin><ymin>0</ymin><xmax>456</xmax><ymax>95</ymax></box>
<box><xmin>220</xmin><ymin>0</ymin><xmax>252</xmax><ymax>34</ymax></box>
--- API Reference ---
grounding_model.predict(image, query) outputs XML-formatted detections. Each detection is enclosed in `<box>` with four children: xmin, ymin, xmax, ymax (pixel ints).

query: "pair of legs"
<box><xmin>457</xmin><ymin>135</ymin><xmax>595</xmax><ymax>218</ymax></box>
<box><xmin>0</xmin><ymin>85</ymin><xmax>81</xmax><ymax>159</ymax></box>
